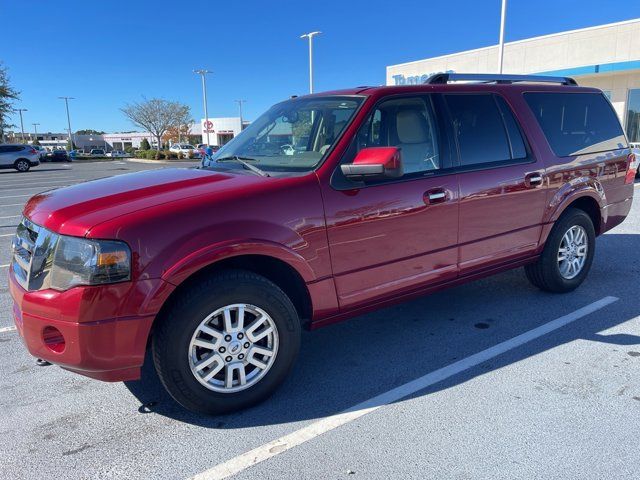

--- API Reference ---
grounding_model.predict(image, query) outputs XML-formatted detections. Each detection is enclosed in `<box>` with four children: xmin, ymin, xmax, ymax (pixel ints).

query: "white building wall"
<box><xmin>387</xmin><ymin>19</ymin><xmax>640</xmax><ymax>85</ymax></box>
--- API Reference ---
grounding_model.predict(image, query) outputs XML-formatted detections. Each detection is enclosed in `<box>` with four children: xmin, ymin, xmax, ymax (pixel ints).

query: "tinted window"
<box><xmin>495</xmin><ymin>96</ymin><xmax>527</xmax><ymax>159</ymax></box>
<box><xmin>0</xmin><ymin>146</ymin><xmax>9</xmax><ymax>153</ymax></box>
<box><xmin>445</xmin><ymin>94</ymin><xmax>511</xmax><ymax>166</ymax></box>
<box><xmin>356</xmin><ymin>96</ymin><xmax>440</xmax><ymax>175</ymax></box>
<box><xmin>525</xmin><ymin>92</ymin><xmax>626</xmax><ymax>157</ymax></box>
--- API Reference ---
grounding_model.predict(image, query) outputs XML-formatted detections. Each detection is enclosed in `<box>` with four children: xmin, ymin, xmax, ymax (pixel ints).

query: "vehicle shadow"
<box><xmin>124</xmin><ymin>232</ymin><xmax>640</xmax><ymax>428</ymax></box>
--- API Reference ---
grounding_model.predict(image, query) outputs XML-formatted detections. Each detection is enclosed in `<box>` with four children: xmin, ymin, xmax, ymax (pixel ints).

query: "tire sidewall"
<box><xmin>153</xmin><ymin>275</ymin><xmax>300</xmax><ymax>414</ymax></box>
<box><xmin>543</xmin><ymin>210</ymin><xmax>595</xmax><ymax>291</ymax></box>
<box><xmin>15</xmin><ymin>160</ymin><xmax>30</xmax><ymax>172</ymax></box>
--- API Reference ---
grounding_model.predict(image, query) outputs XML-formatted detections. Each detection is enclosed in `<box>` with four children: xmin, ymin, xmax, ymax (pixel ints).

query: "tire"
<box><xmin>152</xmin><ymin>269</ymin><xmax>301</xmax><ymax>414</ymax></box>
<box><xmin>14</xmin><ymin>159</ymin><xmax>30</xmax><ymax>172</ymax></box>
<box><xmin>525</xmin><ymin>208</ymin><xmax>595</xmax><ymax>293</ymax></box>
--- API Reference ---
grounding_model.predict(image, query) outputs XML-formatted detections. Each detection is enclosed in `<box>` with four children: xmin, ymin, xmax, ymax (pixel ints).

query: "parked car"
<box><xmin>0</xmin><ymin>144</ymin><xmax>40</xmax><ymax>172</ymax></box>
<box><xmin>107</xmin><ymin>150</ymin><xmax>127</xmax><ymax>158</ymax></box>
<box><xmin>45</xmin><ymin>149</ymin><xmax>71</xmax><ymax>162</ymax></box>
<box><xmin>170</xmin><ymin>143</ymin><xmax>201</xmax><ymax>158</ymax></box>
<box><xmin>8</xmin><ymin>74</ymin><xmax>636</xmax><ymax>414</ymax></box>
<box><xmin>32</xmin><ymin>145</ymin><xmax>48</xmax><ymax>160</ymax></box>
<box><xmin>89</xmin><ymin>149</ymin><xmax>106</xmax><ymax>156</ymax></box>
<box><xmin>632</xmin><ymin>146</ymin><xmax>640</xmax><ymax>178</ymax></box>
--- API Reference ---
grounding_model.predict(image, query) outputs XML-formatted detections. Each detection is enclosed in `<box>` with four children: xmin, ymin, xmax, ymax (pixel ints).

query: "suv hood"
<box><xmin>23</xmin><ymin>167</ymin><xmax>262</xmax><ymax>236</ymax></box>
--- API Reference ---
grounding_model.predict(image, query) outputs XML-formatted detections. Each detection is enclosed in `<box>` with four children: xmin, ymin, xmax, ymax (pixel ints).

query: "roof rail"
<box><xmin>426</xmin><ymin>73</ymin><xmax>578</xmax><ymax>86</ymax></box>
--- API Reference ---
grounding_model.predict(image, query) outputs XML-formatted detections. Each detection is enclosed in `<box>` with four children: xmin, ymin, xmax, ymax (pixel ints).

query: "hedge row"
<box><xmin>134</xmin><ymin>150</ymin><xmax>196</xmax><ymax>160</ymax></box>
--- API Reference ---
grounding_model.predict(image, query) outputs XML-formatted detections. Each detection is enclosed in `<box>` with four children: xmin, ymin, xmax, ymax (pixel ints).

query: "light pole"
<box><xmin>300</xmin><ymin>31</ymin><xmax>322</xmax><ymax>93</ymax></box>
<box><xmin>194</xmin><ymin>69</ymin><xmax>212</xmax><ymax>146</ymax></box>
<box><xmin>497</xmin><ymin>0</ymin><xmax>507</xmax><ymax>73</ymax></box>
<box><xmin>32</xmin><ymin>123</ymin><xmax>40</xmax><ymax>142</ymax></box>
<box><xmin>235</xmin><ymin>100</ymin><xmax>246</xmax><ymax>130</ymax></box>
<box><xmin>58</xmin><ymin>96</ymin><xmax>75</xmax><ymax>150</ymax></box>
<box><xmin>15</xmin><ymin>108</ymin><xmax>27</xmax><ymax>142</ymax></box>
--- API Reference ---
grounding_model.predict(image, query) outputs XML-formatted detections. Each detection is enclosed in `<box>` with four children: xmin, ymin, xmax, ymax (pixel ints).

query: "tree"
<box><xmin>32</xmin><ymin>138</ymin><xmax>41</xmax><ymax>146</ymax></box>
<box><xmin>76</xmin><ymin>129</ymin><xmax>105</xmax><ymax>135</ymax></box>
<box><xmin>0</xmin><ymin>62</ymin><xmax>19</xmax><ymax>142</ymax></box>
<box><xmin>121</xmin><ymin>98</ymin><xmax>191</xmax><ymax>152</ymax></box>
<box><xmin>140</xmin><ymin>138</ymin><xmax>151</xmax><ymax>150</ymax></box>
<box><xmin>163</xmin><ymin>122</ymin><xmax>193</xmax><ymax>145</ymax></box>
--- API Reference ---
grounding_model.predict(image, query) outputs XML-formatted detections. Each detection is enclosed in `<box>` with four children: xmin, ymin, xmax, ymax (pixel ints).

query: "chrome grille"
<box><xmin>11</xmin><ymin>217</ymin><xmax>58</xmax><ymax>291</ymax></box>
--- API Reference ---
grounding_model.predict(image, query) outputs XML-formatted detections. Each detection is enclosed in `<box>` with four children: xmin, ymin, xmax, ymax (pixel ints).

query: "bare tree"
<box><xmin>121</xmin><ymin>98</ymin><xmax>191</xmax><ymax>150</ymax></box>
<box><xmin>0</xmin><ymin>62</ymin><xmax>20</xmax><ymax>142</ymax></box>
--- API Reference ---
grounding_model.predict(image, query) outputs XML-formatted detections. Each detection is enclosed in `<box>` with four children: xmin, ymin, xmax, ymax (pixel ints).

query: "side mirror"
<box><xmin>340</xmin><ymin>147</ymin><xmax>403</xmax><ymax>181</ymax></box>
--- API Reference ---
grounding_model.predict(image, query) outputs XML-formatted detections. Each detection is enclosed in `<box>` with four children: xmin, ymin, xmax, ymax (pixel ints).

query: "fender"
<box><xmin>538</xmin><ymin>177</ymin><xmax>606</xmax><ymax>248</ymax></box>
<box><xmin>160</xmin><ymin>239</ymin><xmax>318</xmax><ymax>287</ymax></box>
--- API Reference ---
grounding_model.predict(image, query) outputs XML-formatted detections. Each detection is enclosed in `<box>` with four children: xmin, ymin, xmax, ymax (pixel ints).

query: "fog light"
<box><xmin>42</xmin><ymin>326</ymin><xmax>65</xmax><ymax>353</ymax></box>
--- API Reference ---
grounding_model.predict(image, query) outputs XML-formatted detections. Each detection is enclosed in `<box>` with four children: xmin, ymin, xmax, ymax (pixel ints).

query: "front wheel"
<box><xmin>152</xmin><ymin>270</ymin><xmax>301</xmax><ymax>414</ymax></box>
<box><xmin>525</xmin><ymin>208</ymin><xmax>595</xmax><ymax>293</ymax></box>
<box><xmin>14</xmin><ymin>159</ymin><xmax>31</xmax><ymax>172</ymax></box>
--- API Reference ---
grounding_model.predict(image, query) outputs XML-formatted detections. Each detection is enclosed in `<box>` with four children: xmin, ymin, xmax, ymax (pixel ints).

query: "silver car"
<box><xmin>0</xmin><ymin>144</ymin><xmax>41</xmax><ymax>172</ymax></box>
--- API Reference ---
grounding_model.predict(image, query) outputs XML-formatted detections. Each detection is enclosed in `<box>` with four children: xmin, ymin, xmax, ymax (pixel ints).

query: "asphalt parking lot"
<box><xmin>0</xmin><ymin>161</ymin><xmax>638</xmax><ymax>479</ymax></box>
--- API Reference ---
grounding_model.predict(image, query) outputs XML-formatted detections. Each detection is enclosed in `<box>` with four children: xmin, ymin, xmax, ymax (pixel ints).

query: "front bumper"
<box><xmin>8</xmin><ymin>267</ymin><xmax>174</xmax><ymax>381</ymax></box>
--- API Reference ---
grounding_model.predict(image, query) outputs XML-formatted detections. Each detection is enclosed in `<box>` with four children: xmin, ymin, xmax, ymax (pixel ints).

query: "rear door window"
<box><xmin>445</xmin><ymin>94</ymin><xmax>524</xmax><ymax>166</ymax></box>
<box><xmin>524</xmin><ymin>92</ymin><xmax>626</xmax><ymax>157</ymax></box>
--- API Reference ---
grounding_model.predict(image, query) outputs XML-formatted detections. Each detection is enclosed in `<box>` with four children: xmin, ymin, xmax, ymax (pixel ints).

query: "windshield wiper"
<box><xmin>216</xmin><ymin>156</ymin><xmax>270</xmax><ymax>177</ymax></box>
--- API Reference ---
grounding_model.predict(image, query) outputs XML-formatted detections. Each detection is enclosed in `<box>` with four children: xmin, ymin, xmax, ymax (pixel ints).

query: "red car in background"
<box><xmin>9</xmin><ymin>73</ymin><xmax>635</xmax><ymax>414</ymax></box>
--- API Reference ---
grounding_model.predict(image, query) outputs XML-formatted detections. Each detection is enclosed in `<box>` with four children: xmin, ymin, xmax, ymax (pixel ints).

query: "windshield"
<box><xmin>207</xmin><ymin>96</ymin><xmax>363</xmax><ymax>173</ymax></box>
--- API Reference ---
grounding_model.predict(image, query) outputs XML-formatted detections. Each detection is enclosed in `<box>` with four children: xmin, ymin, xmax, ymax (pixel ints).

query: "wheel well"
<box><xmin>156</xmin><ymin>255</ymin><xmax>313</xmax><ymax>333</ymax></box>
<box><xmin>563</xmin><ymin>196</ymin><xmax>601</xmax><ymax>235</ymax></box>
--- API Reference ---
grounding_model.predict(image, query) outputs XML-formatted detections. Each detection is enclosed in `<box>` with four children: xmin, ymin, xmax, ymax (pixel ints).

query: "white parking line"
<box><xmin>0</xmin><ymin>203</ymin><xmax>27</xmax><ymax>207</ymax></box>
<box><xmin>0</xmin><ymin>194</ymin><xmax>36</xmax><ymax>199</ymax></box>
<box><xmin>190</xmin><ymin>296</ymin><xmax>619</xmax><ymax>480</ymax></box>
<box><xmin>0</xmin><ymin>263</ymin><xmax>8</xmax><ymax>268</ymax></box>
<box><xmin>0</xmin><ymin>215</ymin><xmax>20</xmax><ymax>219</ymax></box>
<box><xmin>0</xmin><ymin>181</ymin><xmax>75</xmax><ymax>189</ymax></box>
<box><xmin>0</xmin><ymin>326</ymin><xmax>17</xmax><ymax>334</ymax></box>
<box><xmin>0</xmin><ymin>184</ymin><xmax>71</xmax><ymax>192</ymax></box>
<box><xmin>0</xmin><ymin>175</ymin><xmax>76</xmax><ymax>184</ymax></box>
<box><xmin>0</xmin><ymin>233</ymin><xmax>15</xmax><ymax>237</ymax></box>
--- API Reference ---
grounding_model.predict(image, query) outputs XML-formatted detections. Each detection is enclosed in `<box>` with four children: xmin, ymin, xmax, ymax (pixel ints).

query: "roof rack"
<box><xmin>426</xmin><ymin>73</ymin><xmax>578</xmax><ymax>86</ymax></box>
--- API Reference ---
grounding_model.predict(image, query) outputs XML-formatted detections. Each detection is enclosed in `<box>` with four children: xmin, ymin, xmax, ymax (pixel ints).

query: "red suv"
<box><xmin>9</xmin><ymin>74</ymin><xmax>636</xmax><ymax>414</ymax></box>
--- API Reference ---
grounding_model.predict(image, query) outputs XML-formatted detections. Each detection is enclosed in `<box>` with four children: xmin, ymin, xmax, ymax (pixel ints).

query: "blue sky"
<box><xmin>2</xmin><ymin>0</ymin><xmax>638</xmax><ymax>133</ymax></box>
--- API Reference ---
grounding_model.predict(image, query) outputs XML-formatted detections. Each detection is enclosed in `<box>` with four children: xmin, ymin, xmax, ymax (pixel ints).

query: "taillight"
<box><xmin>625</xmin><ymin>152</ymin><xmax>638</xmax><ymax>184</ymax></box>
<box><xmin>29</xmin><ymin>148</ymin><xmax>37</xmax><ymax>154</ymax></box>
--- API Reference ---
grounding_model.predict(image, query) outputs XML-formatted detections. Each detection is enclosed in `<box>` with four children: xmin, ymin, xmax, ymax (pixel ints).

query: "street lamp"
<box><xmin>235</xmin><ymin>100</ymin><xmax>246</xmax><ymax>130</ymax></box>
<box><xmin>497</xmin><ymin>0</ymin><xmax>507</xmax><ymax>73</ymax></box>
<box><xmin>194</xmin><ymin>69</ymin><xmax>212</xmax><ymax>146</ymax></box>
<box><xmin>58</xmin><ymin>96</ymin><xmax>75</xmax><ymax>150</ymax></box>
<box><xmin>300</xmin><ymin>31</ymin><xmax>322</xmax><ymax>94</ymax></box>
<box><xmin>15</xmin><ymin>108</ymin><xmax>27</xmax><ymax>142</ymax></box>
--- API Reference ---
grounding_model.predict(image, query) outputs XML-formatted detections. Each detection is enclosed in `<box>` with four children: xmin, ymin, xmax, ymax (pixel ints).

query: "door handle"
<box><xmin>526</xmin><ymin>172</ymin><xmax>544</xmax><ymax>187</ymax></box>
<box><xmin>424</xmin><ymin>189</ymin><xmax>448</xmax><ymax>205</ymax></box>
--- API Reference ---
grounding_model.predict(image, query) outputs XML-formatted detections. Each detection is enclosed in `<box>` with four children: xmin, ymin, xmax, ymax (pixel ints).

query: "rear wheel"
<box><xmin>152</xmin><ymin>270</ymin><xmax>301</xmax><ymax>414</ymax></box>
<box><xmin>525</xmin><ymin>208</ymin><xmax>595</xmax><ymax>293</ymax></box>
<box><xmin>14</xmin><ymin>159</ymin><xmax>30</xmax><ymax>172</ymax></box>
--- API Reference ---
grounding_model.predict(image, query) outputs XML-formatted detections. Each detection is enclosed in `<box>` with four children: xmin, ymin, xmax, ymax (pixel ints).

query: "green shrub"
<box><xmin>140</xmin><ymin>138</ymin><xmax>151</xmax><ymax>150</ymax></box>
<box><xmin>135</xmin><ymin>149</ymin><xmax>147</xmax><ymax>158</ymax></box>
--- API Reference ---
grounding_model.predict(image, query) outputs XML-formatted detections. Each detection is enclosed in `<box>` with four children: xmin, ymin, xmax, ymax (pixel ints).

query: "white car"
<box><xmin>107</xmin><ymin>150</ymin><xmax>127</xmax><ymax>158</ymax></box>
<box><xmin>0</xmin><ymin>144</ymin><xmax>40</xmax><ymax>172</ymax></box>
<box><xmin>169</xmin><ymin>144</ymin><xmax>201</xmax><ymax>158</ymax></box>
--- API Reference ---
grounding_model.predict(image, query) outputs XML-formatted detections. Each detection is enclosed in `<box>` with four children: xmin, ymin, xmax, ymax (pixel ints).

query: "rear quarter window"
<box><xmin>524</xmin><ymin>92</ymin><xmax>626</xmax><ymax>157</ymax></box>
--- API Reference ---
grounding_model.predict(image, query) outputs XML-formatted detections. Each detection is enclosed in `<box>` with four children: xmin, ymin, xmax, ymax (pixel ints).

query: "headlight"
<box><xmin>50</xmin><ymin>236</ymin><xmax>131</xmax><ymax>291</ymax></box>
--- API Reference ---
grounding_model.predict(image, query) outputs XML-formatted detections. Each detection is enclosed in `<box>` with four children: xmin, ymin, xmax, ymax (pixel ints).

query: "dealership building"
<box><xmin>200</xmin><ymin>117</ymin><xmax>248</xmax><ymax>146</ymax></box>
<box><xmin>386</xmin><ymin>18</ymin><xmax>640</xmax><ymax>142</ymax></box>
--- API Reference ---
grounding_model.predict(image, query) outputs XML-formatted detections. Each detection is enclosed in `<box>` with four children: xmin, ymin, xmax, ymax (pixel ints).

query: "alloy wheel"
<box><xmin>557</xmin><ymin>225</ymin><xmax>588</xmax><ymax>280</ymax></box>
<box><xmin>188</xmin><ymin>304</ymin><xmax>279</xmax><ymax>393</ymax></box>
